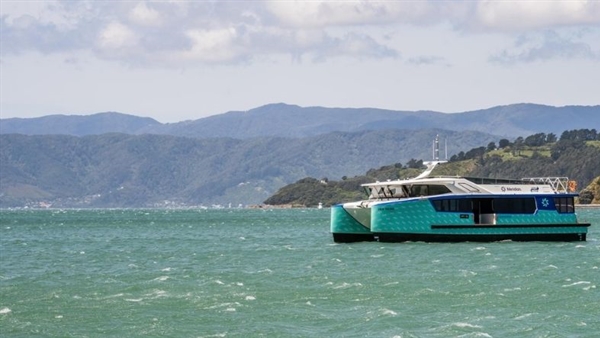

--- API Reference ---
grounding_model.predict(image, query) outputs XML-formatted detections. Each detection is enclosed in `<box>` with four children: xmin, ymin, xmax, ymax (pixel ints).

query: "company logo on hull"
<box><xmin>500</xmin><ymin>186</ymin><xmax>522</xmax><ymax>192</ymax></box>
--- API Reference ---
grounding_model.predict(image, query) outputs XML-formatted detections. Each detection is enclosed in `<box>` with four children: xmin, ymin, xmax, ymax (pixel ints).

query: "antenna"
<box><xmin>445</xmin><ymin>137</ymin><xmax>448</xmax><ymax>160</ymax></box>
<box><xmin>434</xmin><ymin>134</ymin><xmax>440</xmax><ymax>161</ymax></box>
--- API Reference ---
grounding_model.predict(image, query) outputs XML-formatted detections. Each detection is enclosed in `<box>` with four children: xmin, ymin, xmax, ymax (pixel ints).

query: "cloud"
<box><xmin>2</xmin><ymin>1</ymin><xmax>599</xmax><ymax>66</ymax></box>
<box><xmin>472</xmin><ymin>0</ymin><xmax>600</xmax><ymax>32</ymax></box>
<box><xmin>264</xmin><ymin>1</ymin><xmax>440</xmax><ymax>28</ymax></box>
<box><xmin>129</xmin><ymin>2</ymin><xmax>162</xmax><ymax>27</ymax></box>
<box><xmin>97</xmin><ymin>21</ymin><xmax>138</xmax><ymax>50</ymax></box>
<box><xmin>181</xmin><ymin>27</ymin><xmax>246</xmax><ymax>63</ymax></box>
<box><xmin>490</xmin><ymin>30</ymin><xmax>600</xmax><ymax>64</ymax></box>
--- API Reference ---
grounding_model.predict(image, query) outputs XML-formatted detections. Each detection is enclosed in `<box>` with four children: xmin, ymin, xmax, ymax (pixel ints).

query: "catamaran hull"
<box><xmin>330</xmin><ymin>204</ymin><xmax>374</xmax><ymax>242</ymax></box>
<box><xmin>371</xmin><ymin>198</ymin><xmax>589</xmax><ymax>242</ymax></box>
<box><xmin>331</xmin><ymin>198</ymin><xmax>590</xmax><ymax>243</ymax></box>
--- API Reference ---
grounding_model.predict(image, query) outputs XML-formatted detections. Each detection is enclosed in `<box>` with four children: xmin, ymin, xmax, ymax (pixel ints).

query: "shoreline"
<box><xmin>576</xmin><ymin>204</ymin><xmax>600</xmax><ymax>209</ymax></box>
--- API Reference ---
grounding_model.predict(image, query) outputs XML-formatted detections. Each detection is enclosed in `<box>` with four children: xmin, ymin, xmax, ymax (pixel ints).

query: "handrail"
<box><xmin>522</xmin><ymin>177</ymin><xmax>570</xmax><ymax>192</ymax></box>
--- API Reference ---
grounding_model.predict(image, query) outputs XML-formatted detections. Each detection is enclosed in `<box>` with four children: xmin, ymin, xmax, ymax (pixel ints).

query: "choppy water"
<box><xmin>1</xmin><ymin>208</ymin><xmax>599</xmax><ymax>337</ymax></box>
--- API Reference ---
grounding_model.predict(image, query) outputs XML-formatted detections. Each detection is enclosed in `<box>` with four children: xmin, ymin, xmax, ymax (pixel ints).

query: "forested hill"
<box><xmin>2</xmin><ymin>103</ymin><xmax>599</xmax><ymax>138</ymax></box>
<box><xmin>0</xmin><ymin>129</ymin><xmax>496</xmax><ymax>208</ymax></box>
<box><xmin>264</xmin><ymin>129</ymin><xmax>600</xmax><ymax>207</ymax></box>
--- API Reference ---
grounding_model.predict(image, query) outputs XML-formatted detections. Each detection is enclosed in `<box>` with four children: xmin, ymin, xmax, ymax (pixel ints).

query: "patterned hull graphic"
<box><xmin>370</xmin><ymin>199</ymin><xmax>589</xmax><ymax>242</ymax></box>
<box><xmin>330</xmin><ymin>205</ymin><xmax>374</xmax><ymax>242</ymax></box>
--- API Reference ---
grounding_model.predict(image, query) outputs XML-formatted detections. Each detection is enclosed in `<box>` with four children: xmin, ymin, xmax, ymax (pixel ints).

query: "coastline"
<box><xmin>576</xmin><ymin>204</ymin><xmax>600</xmax><ymax>209</ymax></box>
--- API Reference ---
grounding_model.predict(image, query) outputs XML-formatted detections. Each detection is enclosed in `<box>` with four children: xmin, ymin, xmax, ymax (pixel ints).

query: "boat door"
<box><xmin>473</xmin><ymin>198</ymin><xmax>495</xmax><ymax>225</ymax></box>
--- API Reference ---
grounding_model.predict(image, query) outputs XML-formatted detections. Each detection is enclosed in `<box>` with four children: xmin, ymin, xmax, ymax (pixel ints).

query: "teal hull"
<box><xmin>331</xmin><ymin>199</ymin><xmax>590</xmax><ymax>242</ymax></box>
<box><xmin>371</xmin><ymin>199</ymin><xmax>589</xmax><ymax>242</ymax></box>
<box><xmin>330</xmin><ymin>205</ymin><xmax>374</xmax><ymax>242</ymax></box>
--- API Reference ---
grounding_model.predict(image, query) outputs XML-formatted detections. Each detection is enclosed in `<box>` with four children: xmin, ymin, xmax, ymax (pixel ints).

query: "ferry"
<box><xmin>331</xmin><ymin>163</ymin><xmax>590</xmax><ymax>243</ymax></box>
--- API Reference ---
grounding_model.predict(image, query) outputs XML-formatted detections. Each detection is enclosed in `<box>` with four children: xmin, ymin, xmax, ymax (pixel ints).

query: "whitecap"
<box><xmin>235</xmin><ymin>282</ymin><xmax>243</xmax><ymax>286</ymax></box>
<box><xmin>333</xmin><ymin>282</ymin><xmax>362</xmax><ymax>289</ymax></box>
<box><xmin>0</xmin><ymin>307</ymin><xmax>11</xmax><ymax>314</ymax></box>
<box><xmin>224</xmin><ymin>307</ymin><xmax>236</xmax><ymax>312</ymax></box>
<box><xmin>161</xmin><ymin>267</ymin><xmax>171</xmax><ymax>272</ymax></box>
<box><xmin>245</xmin><ymin>296</ymin><xmax>256</xmax><ymax>301</ymax></box>
<box><xmin>562</xmin><ymin>281</ymin><xmax>591</xmax><ymax>288</ymax></box>
<box><xmin>55</xmin><ymin>315</ymin><xmax>63</xmax><ymax>319</ymax></box>
<box><xmin>102</xmin><ymin>293</ymin><xmax>124</xmax><ymax>299</ymax></box>
<box><xmin>514</xmin><ymin>313</ymin><xmax>534</xmax><ymax>320</ymax></box>
<box><xmin>215</xmin><ymin>280</ymin><xmax>225</xmax><ymax>285</ymax></box>
<box><xmin>145</xmin><ymin>290</ymin><xmax>167</xmax><ymax>299</ymax></box>
<box><xmin>503</xmin><ymin>287</ymin><xmax>521</xmax><ymax>292</ymax></box>
<box><xmin>452</xmin><ymin>322</ymin><xmax>483</xmax><ymax>329</ymax></box>
<box><xmin>199</xmin><ymin>333</ymin><xmax>227</xmax><ymax>338</ymax></box>
<box><xmin>381</xmin><ymin>309</ymin><xmax>397</xmax><ymax>316</ymax></box>
<box><xmin>125</xmin><ymin>298</ymin><xmax>143</xmax><ymax>302</ymax></box>
<box><xmin>154</xmin><ymin>276</ymin><xmax>169</xmax><ymax>282</ymax></box>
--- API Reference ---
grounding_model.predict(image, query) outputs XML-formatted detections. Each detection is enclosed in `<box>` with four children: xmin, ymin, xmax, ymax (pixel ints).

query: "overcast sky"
<box><xmin>2</xmin><ymin>1</ymin><xmax>599</xmax><ymax>123</ymax></box>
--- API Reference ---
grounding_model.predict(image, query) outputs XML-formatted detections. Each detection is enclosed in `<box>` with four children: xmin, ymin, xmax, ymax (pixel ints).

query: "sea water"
<box><xmin>1</xmin><ymin>208</ymin><xmax>599</xmax><ymax>337</ymax></box>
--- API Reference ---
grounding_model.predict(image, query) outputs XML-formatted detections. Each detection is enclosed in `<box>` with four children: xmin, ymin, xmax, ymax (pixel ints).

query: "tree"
<box><xmin>406</xmin><ymin>158</ymin><xmax>423</xmax><ymax>169</ymax></box>
<box><xmin>560</xmin><ymin>129</ymin><xmax>598</xmax><ymax>141</ymax></box>
<box><xmin>498</xmin><ymin>139</ymin><xmax>510</xmax><ymax>148</ymax></box>
<box><xmin>487</xmin><ymin>142</ymin><xmax>496</xmax><ymax>151</ymax></box>
<box><xmin>512</xmin><ymin>137</ymin><xmax>524</xmax><ymax>156</ymax></box>
<box><xmin>524</xmin><ymin>133</ymin><xmax>546</xmax><ymax>147</ymax></box>
<box><xmin>465</xmin><ymin>146</ymin><xmax>486</xmax><ymax>160</ymax></box>
<box><xmin>578</xmin><ymin>190</ymin><xmax>594</xmax><ymax>204</ymax></box>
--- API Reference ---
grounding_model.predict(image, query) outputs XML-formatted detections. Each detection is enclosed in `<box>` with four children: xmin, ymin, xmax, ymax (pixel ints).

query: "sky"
<box><xmin>1</xmin><ymin>1</ymin><xmax>600</xmax><ymax>123</ymax></box>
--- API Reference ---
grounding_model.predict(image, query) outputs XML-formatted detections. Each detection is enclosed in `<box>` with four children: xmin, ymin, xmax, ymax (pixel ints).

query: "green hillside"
<box><xmin>0</xmin><ymin>129</ymin><xmax>495</xmax><ymax>208</ymax></box>
<box><xmin>265</xmin><ymin>129</ymin><xmax>600</xmax><ymax>207</ymax></box>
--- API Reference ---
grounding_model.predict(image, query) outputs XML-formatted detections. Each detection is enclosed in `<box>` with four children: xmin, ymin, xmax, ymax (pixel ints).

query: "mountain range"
<box><xmin>1</xmin><ymin>103</ymin><xmax>599</xmax><ymax>207</ymax></box>
<box><xmin>3</xmin><ymin>103</ymin><xmax>599</xmax><ymax>138</ymax></box>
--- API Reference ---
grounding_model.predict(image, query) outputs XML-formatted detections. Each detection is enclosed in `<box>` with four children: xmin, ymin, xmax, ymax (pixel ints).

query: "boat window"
<box><xmin>367</xmin><ymin>186</ymin><xmax>396</xmax><ymax>199</ymax></box>
<box><xmin>390</xmin><ymin>188</ymin><xmax>405</xmax><ymax>198</ymax></box>
<box><xmin>431</xmin><ymin>198</ymin><xmax>472</xmax><ymax>212</ymax></box>
<box><xmin>458</xmin><ymin>183</ymin><xmax>481</xmax><ymax>193</ymax></box>
<box><xmin>410</xmin><ymin>185</ymin><xmax>451</xmax><ymax>197</ymax></box>
<box><xmin>493</xmin><ymin>198</ymin><xmax>536</xmax><ymax>214</ymax></box>
<box><xmin>554</xmin><ymin>197</ymin><xmax>574</xmax><ymax>213</ymax></box>
<box><xmin>428</xmin><ymin>185</ymin><xmax>452</xmax><ymax>196</ymax></box>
